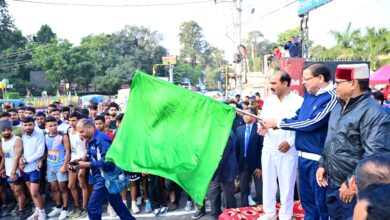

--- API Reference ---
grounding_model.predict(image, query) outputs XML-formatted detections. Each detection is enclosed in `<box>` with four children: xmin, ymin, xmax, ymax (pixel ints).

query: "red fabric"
<box><xmin>219</xmin><ymin>201</ymin><xmax>304</xmax><ymax>220</ymax></box>
<box><xmin>105</xmin><ymin>131</ymin><xmax>114</xmax><ymax>141</ymax></box>
<box><xmin>274</xmin><ymin>48</ymin><xmax>281</xmax><ymax>59</ymax></box>
<box><xmin>335</xmin><ymin>68</ymin><xmax>354</xmax><ymax>80</ymax></box>
<box><xmin>257</xmin><ymin>100</ymin><xmax>264</xmax><ymax>108</ymax></box>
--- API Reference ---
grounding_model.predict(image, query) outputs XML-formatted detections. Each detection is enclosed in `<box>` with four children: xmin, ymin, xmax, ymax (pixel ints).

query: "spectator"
<box><xmin>209</xmin><ymin>131</ymin><xmax>237</xmax><ymax>219</ymax></box>
<box><xmin>284</xmin><ymin>37</ymin><xmax>299</xmax><ymax>58</ymax></box>
<box><xmin>236</xmin><ymin>107</ymin><xmax>263</xmax><ymax>207</ymax></box>
<box><xmin>255</xmin><ymin>92</ymin><xmax>264</xmax><ymax>108</ymax></box>
<box><xmin>273</xmin><ymin>46</ymin><xmax>281</xmax><ymax>60</ymax></box>
<box><xmin>353</xmin><ymin>184</ymin><xmax>390</xmax><ymax>220</ymax></box>
<box><xmin>228</xmin><ymin>101</ymin><xmax>244</xmax><ymax>135</ymax></box>
<box><xmin>372</xmin><ymin>91</ymin><xmax>390</xmax><ymax>114</ymax></box>
<box><xmin>317</xmin><ymin>64</ymin><xmax>390</xmax><ymax>219</ymax></box>
<box><xmin>348</xmin><ymin>154</ymin><xmax>390</xmax><ymax>193</ymax></box>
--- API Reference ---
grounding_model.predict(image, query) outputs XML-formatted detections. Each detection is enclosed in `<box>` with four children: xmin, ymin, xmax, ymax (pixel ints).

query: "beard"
<box><xmin>2</xmin><ymin>134</ymin><xmax>11</xmax><ymax>139</ymax></box>
<box><xmin>111</xmin><ymin>113</ymin><xmax>117</xmax><ymax>117</ymax></box>
<box><xmin>25</xmin><ymin>129</ymin><xmax>33</xmax><ymax>135</ymax></box>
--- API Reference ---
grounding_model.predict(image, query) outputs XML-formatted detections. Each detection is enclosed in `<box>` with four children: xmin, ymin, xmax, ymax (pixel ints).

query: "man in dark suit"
<box><xmin>208</xmin><ymin>130</ymin><xmax>238</xmax><ymax>219</ymax></box>
<box><xmin>228</xmin><ymin>101</ymin><xmax>244</xmax><ymax>135</ymax></box>
<box><xmin>236</xmin><ymin>107</ymin><xmax>263</xmax><ymax>207</ymax></box>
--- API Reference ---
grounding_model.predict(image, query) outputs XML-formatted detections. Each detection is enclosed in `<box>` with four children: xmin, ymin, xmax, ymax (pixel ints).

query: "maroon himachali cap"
<box><xmin>335</xmin><ymin>63</ymin><xmax>370</xmax><ymax>80</ymax></box>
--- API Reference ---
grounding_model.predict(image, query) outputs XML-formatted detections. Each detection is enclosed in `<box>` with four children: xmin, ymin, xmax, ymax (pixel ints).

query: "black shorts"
<box><xmin>7</xmin><ymin>176</ymin><xmax>24</xmax><ymax>185</ymax></box>
<box><xmin>126</xmin><ymin>172</ymin><xmax>141</xmax><ymax>182</ymax></box>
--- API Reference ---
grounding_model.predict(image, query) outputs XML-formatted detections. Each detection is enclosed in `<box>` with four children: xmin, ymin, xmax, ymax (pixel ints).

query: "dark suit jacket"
<box><xmin>212</xmin><ymin>131</ymin><xmax>238</xmax><ymax>183</ymax></box>
<box><xmin>232</xmin><ymin>115</ymin><xmax>244</xmax><ymax>135</ymax></box>
<box><xmin>235</xmin><ymin>123</ymin><xmax>263</xmax><ymax>173</ymax></box>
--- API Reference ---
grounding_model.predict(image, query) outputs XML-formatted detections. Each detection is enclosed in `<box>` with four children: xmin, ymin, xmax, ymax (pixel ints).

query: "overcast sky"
<box><xmin>7</xmin><ymin>0</ymin><xmax>390</xmax><ymax>61</ymax></box>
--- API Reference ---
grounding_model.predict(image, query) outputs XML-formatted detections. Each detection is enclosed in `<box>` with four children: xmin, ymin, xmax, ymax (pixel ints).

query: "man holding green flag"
<box><xmin>106</xmin><ymin>71</ymin><xmax>236</xmax><ymax>206</ymax></box>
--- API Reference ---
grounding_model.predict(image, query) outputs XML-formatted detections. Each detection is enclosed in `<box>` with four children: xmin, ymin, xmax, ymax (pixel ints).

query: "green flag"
<box><xmin>106</xmin><ymin>71</ymin><xmax>235</xmax><ymax>205</ymax></box>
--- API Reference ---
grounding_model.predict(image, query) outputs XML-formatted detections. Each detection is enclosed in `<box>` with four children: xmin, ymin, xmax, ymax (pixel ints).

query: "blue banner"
<box><xmin>298</xmin><ymin>0</ymin><xmax>333</xmax><ymax>16</ymax></box>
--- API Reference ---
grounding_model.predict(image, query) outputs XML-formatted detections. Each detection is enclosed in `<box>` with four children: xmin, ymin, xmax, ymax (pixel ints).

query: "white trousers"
<box><xmin>261</xmin><ymin>149</ymin><xmax>298</xmax><ymax>220</ymax></box>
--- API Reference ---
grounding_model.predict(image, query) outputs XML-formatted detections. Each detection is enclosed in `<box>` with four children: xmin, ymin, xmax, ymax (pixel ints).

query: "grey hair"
<box><xmin>77</xmin><ymin>118</ymin><xmax>94</xmax><ymax>128</ymax></box>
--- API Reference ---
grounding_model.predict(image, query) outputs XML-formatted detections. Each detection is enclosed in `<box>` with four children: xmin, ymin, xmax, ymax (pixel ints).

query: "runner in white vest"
<box><xmin>0</xmin><ymin>120</ymin><xmax>28</xmax><ymax>219</ymax></box>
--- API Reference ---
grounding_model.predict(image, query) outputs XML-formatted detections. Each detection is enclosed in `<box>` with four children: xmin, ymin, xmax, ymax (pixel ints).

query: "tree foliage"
<box><xmin>33</xmin><ymin>24</ymin><xmax>56</xmax><ymax>44</ymax></box>
<box><xmin>276</xmin><ymin>27</ymin><xmax>301</xmax><ymax>45</ymax></box>
<box><xmin>312</xmin><ymin>23</ymin><xmax>390</xmax><ymax>69</ymax></box>
<box><xmin>178</xmin><ymin>21</ymin><xmax>206</xmax><ymax>67</ymax></box>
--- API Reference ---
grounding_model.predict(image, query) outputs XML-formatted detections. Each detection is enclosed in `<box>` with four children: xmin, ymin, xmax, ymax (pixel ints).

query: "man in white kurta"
<box><xmin>258</xmin><ymin>71</ymin><xmax>303</xmax><ymax>220</ymax></box>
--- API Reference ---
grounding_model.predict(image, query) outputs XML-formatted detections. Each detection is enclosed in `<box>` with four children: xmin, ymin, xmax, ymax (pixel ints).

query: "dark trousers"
<box><xmin>326</xmin><ymin>179</ymin><xmax>356</xmax><ymax>220</ymax></box>
<box><xmin>209</xmin><ymin>180</ymin><xmax>236</xmax><ymax>217</ymax></box>
<box><xmin>298</xmin><ymin>157</ymin><xmax>328</xmax><ymax>220</ymax></box>
<box><xmin>148</xmin><ymin>175</ymin><xmax>167</xmax><ymax>210</ymax></box>
<box><xmin>239</xmin><ymin>162</ymin><xmax>263</xmax><ymax>207</ymax></box>
<box><xmin>88</xmin><ymin>185</ymin><xmax>135</xmax><ymax>220</ymax></box>
<box><xmin>166</xmin><ymin>179</ymin><xmax>185</xmax><ymax>205</ymax></box>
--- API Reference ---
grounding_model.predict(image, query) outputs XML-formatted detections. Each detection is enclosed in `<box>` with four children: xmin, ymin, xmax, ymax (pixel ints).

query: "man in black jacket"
<box><xmin>208</xmin><ymin>131</ymin><xmax>237</xmax><ymax>219</ymax></box>
<box><xmin>316</xmin><ymin>64</ymin><xmax>390</xmax><ymax>220</ymax></box>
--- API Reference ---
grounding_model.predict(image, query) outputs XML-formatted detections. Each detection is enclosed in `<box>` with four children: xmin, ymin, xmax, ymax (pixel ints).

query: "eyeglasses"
<box><xmin>334</xmin><ymin>80</ymin><xmax>351</xmax><ymax>86</ymax></box>
<box><xmin>302</xmin><ymin>76</ymin><xmax>315</xmax><ymax>81</ymax></box>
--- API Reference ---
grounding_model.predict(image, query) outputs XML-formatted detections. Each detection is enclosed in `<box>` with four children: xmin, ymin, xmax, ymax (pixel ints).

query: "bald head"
<box><xmin>76</xmin><ymin>118</ymin><xmax>95</xmax><ymax>140</ymax></box>
<box><xmin>354</xmin><ymin>154</ymin><xmax>390</xmax><ymax>192</ymax></box>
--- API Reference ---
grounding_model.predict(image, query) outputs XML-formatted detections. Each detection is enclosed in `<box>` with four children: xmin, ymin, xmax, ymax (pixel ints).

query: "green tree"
<box><xmin>178</xmin><ymin>21</ymin><xmax>206</xmax><ymax>67</ymax></box>
<box><xmin>0</xmin><ymin>0</ymin><xmax>26</xmax><ymax>51</ymax></box>
<box><xmin>329</xmin><ymin>22</ymin><xmax>361</xmax><ymax>49</ymax></box>
<box><xmin>110</xmin><ymin>25</ymin><xmax>167</xmax><ymax>74</ymax></box>
<box><xmin>173</xmin><ymin>62</ymin><xmax>203</xmax><ymax>86</ymax></box>
<box><xmin>364</xmin><ymin>27</ymin><xmax>390</xmax><ymax>69</ymax></box>
<box><xmin>33</xmin><ymin>24</ymin><xmax>56</xmax><ymax>44</ymax></box>
<box><xmin>92</xmin><ymin>57</ymin><xmax>136</xmax><ymax>93</ymax></box>
<box><xmin>30</xmin><ymin>39</ymin><xmax>89</xmax><ymax>93</ymax></box>
<box><xmin>276</xmin><ymin>27</ymin><xmax>301</xmax><ymax>45</ymax></box>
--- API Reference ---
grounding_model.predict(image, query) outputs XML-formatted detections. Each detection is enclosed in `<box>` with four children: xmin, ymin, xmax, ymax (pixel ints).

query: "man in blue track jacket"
<box><xmin>75</xmin><ymin>118</ymin><xmax>135</xmax><ymax>220</ymax></box>
<box><xmin>262</xmin><ymin>63</ymin><xmax>337</xmax><ymax>220</ymax></box>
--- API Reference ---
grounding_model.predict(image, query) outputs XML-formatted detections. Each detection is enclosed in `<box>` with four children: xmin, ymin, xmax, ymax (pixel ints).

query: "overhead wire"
<box><xmin>9</xmin><ymin>0</ymin><xmax>214</xmax><ymax>7</ymax></box>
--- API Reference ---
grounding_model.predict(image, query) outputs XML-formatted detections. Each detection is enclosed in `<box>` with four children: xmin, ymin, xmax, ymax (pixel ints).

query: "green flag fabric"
<box><xmin>106</xmin><ymin>71</ymin><xmax>235</xmax><ymax>205</ymax></box>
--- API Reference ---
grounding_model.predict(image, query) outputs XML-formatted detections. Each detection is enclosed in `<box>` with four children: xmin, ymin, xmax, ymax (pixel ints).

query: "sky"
<box><xmin>6</xmin><ymin>0</ymin><xmax>390</xmax><ymax>61</ymax></box>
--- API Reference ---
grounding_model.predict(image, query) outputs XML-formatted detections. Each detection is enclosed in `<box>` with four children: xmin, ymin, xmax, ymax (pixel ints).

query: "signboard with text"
<box><xmin>298</xmin><ymin>0</ymin><xmax>332</xmax><ymax>16</ymax></box>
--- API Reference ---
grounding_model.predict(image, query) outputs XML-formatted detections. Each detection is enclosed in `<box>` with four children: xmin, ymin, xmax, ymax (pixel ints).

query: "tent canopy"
<box><xmin>370</xmin><ymin>65</ymin><xmax>390</xmax><ymax>85</ymax></box>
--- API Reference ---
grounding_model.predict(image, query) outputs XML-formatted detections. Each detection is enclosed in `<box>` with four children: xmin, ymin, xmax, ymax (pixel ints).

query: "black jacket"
<box><xmin>232</xmin><ymin>115</ymin><xmax>244</xmax><ymax>135</ymax></box>
<box><xmin>212</xmin><ymin>131</ymin><xmax>238</xmax><ymax>183</ymax></box>
<box><xmin>319</xmin><ymin>94</ymin><xmax>390</xmax><ymax>186</ymax></box>
<box><xmin>236</xmin><ymin>123</ymin><xmax>263</xmax><ymax>173</ymax></box>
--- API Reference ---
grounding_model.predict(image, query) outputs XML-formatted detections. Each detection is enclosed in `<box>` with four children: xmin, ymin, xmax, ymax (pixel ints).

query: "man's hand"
<box><xmin>0</xmin><ymin>169</ymin><xmax>5</xmax><ymax>178</ymax></box>
<box><xmin>10</xmin><ymin>172</ymin><xmax>17</xmax><ymax>182</ymax></box>
<box><xmin>339</xmin><ymin>182</ymin><xmax>356</xmax><ymax>203</ymax></box>
<box><xmin>316</xmin><ymin>167</ymin><xmax>328</xmax><ymax>187</ymax></box>
<box><xmin>19</xmin><ymin>157</ymin><xmax>25</xmax><ymax>170</ymax></box>
<box><xmin>253</xmin><ymin>168</ymin><xmax>262</xmax><ymax>178</ymax></box>
<box><xmin>60</xmin><ymin>165</ymin><xmax>67</xmax><ymax>174</ymax></box>
<box><xmin>76</xmin><ymin>161</ymin><xmax>91</xmax><ymax>169</ymax></box>
<box><xmin>263</xmin><ymin>118</ymin><xmax>278</xmax><ymax>129</ymax></box>
<box><xmin>257</xmin><ymin>121</ymin><xmax>268</xmax><ymax>136</ymax></box>
<box><xmin>278</xmin><ymin>141</ymin><xmax>290</xmax><ymax>153</ymax></box>
<box><xmin>36</xmin><ymin>161</ymin><xmax>43</xmax><ymax>171</ymax></box>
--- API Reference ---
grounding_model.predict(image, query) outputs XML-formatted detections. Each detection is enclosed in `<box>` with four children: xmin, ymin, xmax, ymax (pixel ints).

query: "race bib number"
<box><xmin>3</xmin><ymin>150</ymin><xmax>11</xmax><ymax>160</ymax></box>
<box><xmin>48</xmin><ymin>150</ymin><xmax>60</xmax><ymax>163</ymax></box>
